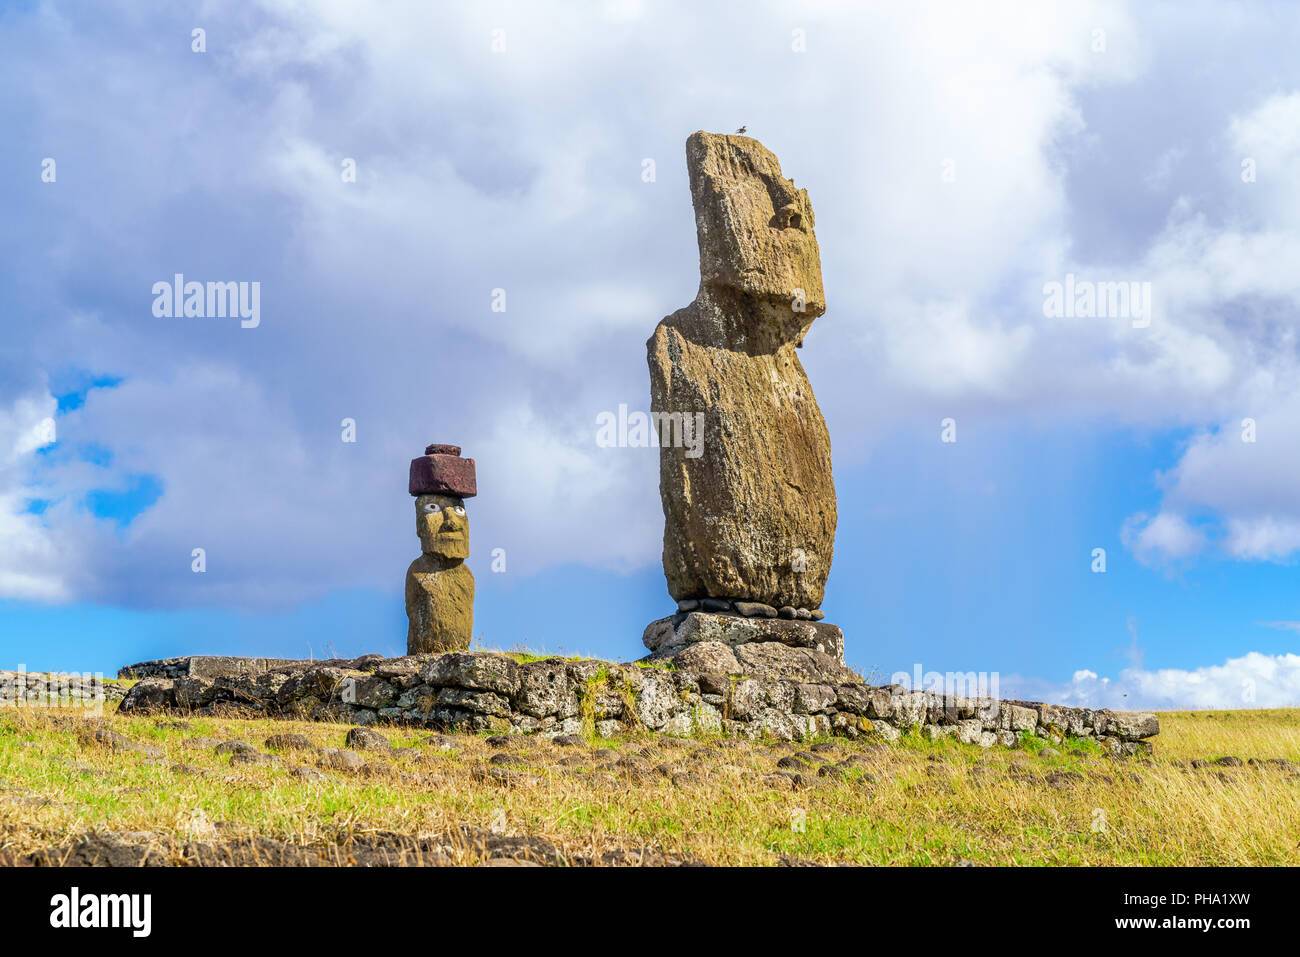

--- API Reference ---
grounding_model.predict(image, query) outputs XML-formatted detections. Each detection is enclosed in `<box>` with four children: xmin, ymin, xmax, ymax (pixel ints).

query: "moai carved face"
<box><xmin>686</xmin><ymin>132</ymin><xmax>824</xmax><ymax>317</ymax></box>
<box><xmin>416</xmin><ymin>494</ymin><xmax>469</xmax><ymax>560</ymax></box>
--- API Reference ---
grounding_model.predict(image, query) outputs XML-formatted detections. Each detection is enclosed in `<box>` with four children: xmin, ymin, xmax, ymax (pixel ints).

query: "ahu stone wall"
<box><xmin>1</xmin><ymin>670</ymin><xmax>125</xmax><ymax>707</ymax></box>
<box><xmin>117</xmin><ymin>652</ymin><xmax>1160</xmax><ymax>755</ymax></box>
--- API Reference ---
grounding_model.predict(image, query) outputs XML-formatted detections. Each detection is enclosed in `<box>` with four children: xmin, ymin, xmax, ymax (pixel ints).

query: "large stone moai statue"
<box><xmin>643</xmin><ymin>131</ymin><xmax>848</xmax><ymax>683</ymax></box>
<box><xmin>405</xmin><ymin>443</ymin><xmax>476</xmax><ymax>654</ymax></box>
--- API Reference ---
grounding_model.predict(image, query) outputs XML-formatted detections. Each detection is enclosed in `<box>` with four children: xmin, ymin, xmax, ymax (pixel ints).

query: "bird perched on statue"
<box><xmin>735</xmin><ymin>125</ymin><xmax>747</xmax><ymax>134</ymax></box>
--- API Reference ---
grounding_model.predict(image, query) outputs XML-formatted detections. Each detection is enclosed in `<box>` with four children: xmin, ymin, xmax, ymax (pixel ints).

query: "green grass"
<box><xmin>1</xmin><ymin>705</ymin><xmax>1297</xmax><ymax>865</ymax></box>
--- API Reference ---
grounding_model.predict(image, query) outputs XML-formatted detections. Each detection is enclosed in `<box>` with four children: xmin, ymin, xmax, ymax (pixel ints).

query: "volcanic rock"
<box><xmin>647</xmin><ymin>131</ymin><xmax>835</xmax><ymax>612</ymax></box>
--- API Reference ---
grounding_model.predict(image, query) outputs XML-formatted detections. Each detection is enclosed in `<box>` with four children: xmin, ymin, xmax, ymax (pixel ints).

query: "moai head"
<box><xmin>415</xmin><ymin>494</ymin><xmax>469</xmax><ymax>560</ymax></box>
<box><xmin>408</xmin><ymin>443</ymin><xmax>476</xmax><ymax>562</ymax></box>
<box><xmin>685</xmin><ymin>131</ymin><xmax>825</xmax><ymax>345</ymax></box>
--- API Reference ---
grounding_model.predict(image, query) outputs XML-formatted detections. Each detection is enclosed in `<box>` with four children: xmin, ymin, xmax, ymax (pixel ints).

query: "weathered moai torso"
<box><xmin>405</xmin><ymin>493</ymin><xmax>474</xmax><ymax>653</ymax></box>
<box><xmin>648</xmin><ymin>131</ymin><xmax>836</xmax><ymax>611</ymax></box>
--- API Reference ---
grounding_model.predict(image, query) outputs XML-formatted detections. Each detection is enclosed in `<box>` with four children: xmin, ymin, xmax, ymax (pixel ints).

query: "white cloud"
<box><xmin>1006</xmin><ymin>651</ymin><xmax>1300</xmax><ymax>711</ymax></box>
<box><xmin>0</xmin><ymin>0</ymin><xmax>1146</xmax><ymax>607</ymax></box>
<box><xmin>0</xmin><ymin>389</ymin><xmax>69</xmax><ymax>601</ymax></box>
<box><xmin>1124</xmin><ymin>392</ymin><xmax>1300</xmax><ymax>565</ymax></box>
<box><xmin>1110</xmin><ymin>90</ymin><xmax>1300</xmax><ymax>566</ymax></box>
<box><xmin>1144</xmin><ymin>146</ymin><xmax>1186</xmax><ymax>191</ymax></box>
<box><xmin>1121</xmin><ymin>511</ymin><xmax>1207</xmax><ymax>567</ymax></box>
<box><xmin>4</xmin><ymin>0</ymin><xmax>1300</xmax><ymax>610</ymax></box>
<box><xmin>1223</xmin><ymin>517</ymin><xmax>1300</xmax><ymax>562</ymax></box>
<box><xmin>1228</xmin><ymin>90</ymin><xmax>1300</xmax><ymax>225</ymax></box>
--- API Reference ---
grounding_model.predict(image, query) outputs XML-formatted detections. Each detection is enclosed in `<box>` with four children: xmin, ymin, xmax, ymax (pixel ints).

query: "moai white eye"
<box><xmin>453</xmin><ymin>505</ymin><xmax>466</xmax><ymax>515</ymax></box>
<box><xmin>423</xmin><ymin>502</ymin><xmax>442</xmax><ymax>513</ymax></box>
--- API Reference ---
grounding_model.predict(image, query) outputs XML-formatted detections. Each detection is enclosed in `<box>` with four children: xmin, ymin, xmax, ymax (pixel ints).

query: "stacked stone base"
<box><xmin>641</xmin><ymin>611</ymin><xmax>857</xmax><ymax>684</ymax></box>
<box><xmin>116</xmin><ymin>652</ymin><xmax>1159</xmax><ymax>755</ymax></box>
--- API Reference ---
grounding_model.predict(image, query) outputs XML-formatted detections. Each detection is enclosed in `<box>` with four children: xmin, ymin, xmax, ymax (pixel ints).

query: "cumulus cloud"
<box><xmin>1109</xmin><ymin>89</ymin><xmax>1300</xmax><ymax>566</ymax></box>
<box><xmin>3</xmin><ymin>0</ymin><xmax>1300</xmax><ymax>612</ymax></box>
<box><xmin>0</xmin><ymin>389</ymin><xmax>67</xmax><ymax>600</ymax></box>
<box><xmin>0</xmin><ymin>0</ymin><xmax>1136</xmax><ymax>609</ymax></box>
<box><xmin>1123</xmin><ymin>393</ymin><xmax>1300</xmax><ymax>566</ymax></box>
<box><xmin>1003</xmin><ymin>651</ymin><xmax>1300</xmax><ymax>711</ymax></box>
<box><xmin>1121</xmin><ymin>510</ymin><xmax>1208</xmax><ymax>567</ymax></box>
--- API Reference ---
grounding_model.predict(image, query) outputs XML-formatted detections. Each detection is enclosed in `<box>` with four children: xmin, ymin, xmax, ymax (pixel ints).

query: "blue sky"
<box><xmin>2</xmin><ymin>0</ymin><xmax>1300</xmax><ymax>709</ymax></box>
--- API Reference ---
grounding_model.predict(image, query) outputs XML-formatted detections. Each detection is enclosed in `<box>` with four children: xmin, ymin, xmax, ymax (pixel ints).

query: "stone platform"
<box><xmin>115</xmin><ymin>652</ymin><xmax>1160</xmax><ymax>754</ymax></box>
<box><xmin>641</xmin><ymin>611</ymin><xmax>855</xmax><ymax>684</ymax></box>
<box><xmin>1</xmin><ymin>669</ymin><xmax>126</xmax><ymax>706</ymax></box>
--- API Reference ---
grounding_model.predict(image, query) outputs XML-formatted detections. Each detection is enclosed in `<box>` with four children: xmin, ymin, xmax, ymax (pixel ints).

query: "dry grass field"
<box><xmin>1</xmin><ymin>704</ymin><xmax>1297</xmax><ymax>866</ymax></box>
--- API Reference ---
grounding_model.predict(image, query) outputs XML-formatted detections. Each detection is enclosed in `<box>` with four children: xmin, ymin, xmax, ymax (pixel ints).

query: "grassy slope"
<box><xmin>0</xmin><ymin>705</ymin><xmax>1297</xmax><ymax>865</ymax></box>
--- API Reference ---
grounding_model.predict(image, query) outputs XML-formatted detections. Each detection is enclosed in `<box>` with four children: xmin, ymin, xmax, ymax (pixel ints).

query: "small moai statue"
<box><xmin>405</xmin><ymin>443</ymin><xmax>476</xmax><ymax>654</ymax></box>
